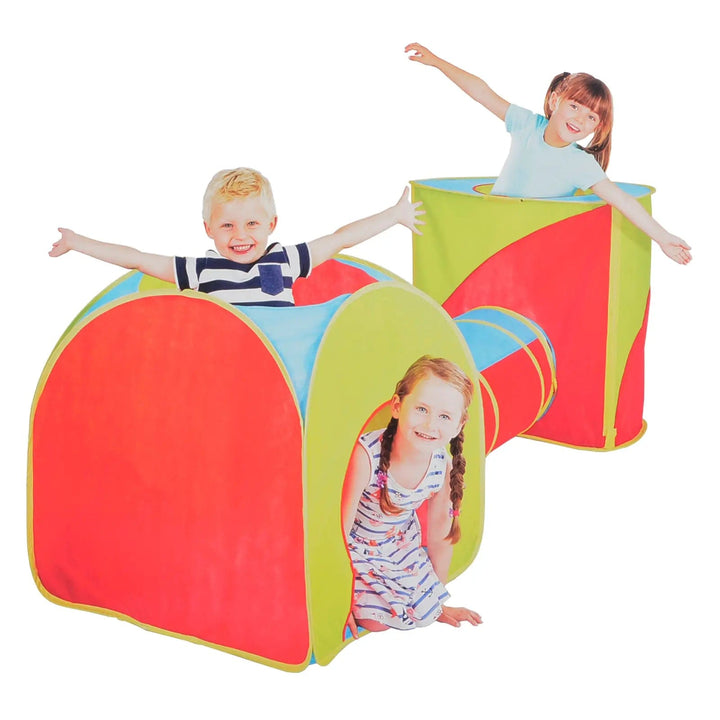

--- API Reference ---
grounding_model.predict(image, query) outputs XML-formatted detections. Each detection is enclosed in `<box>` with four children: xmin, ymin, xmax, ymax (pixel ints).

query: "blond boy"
<box><xmin>51</xmin><ymin>168</ymin><xmax>424</xmax><ymax>307</ymax></box>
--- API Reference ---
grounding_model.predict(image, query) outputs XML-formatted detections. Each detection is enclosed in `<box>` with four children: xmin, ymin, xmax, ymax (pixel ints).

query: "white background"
<box><xmin>3</xmin><ymin>2</ymin><xmax>718</xmax><ymax>718</ymax></box>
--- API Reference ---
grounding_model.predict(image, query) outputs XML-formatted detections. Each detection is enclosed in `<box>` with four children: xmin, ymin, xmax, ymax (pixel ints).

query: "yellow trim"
<box><xmin>476</xmin><ymin>371</ymin><xmax>500</xmax><ymax>452</ymax></box>
<box><xmin>521</xmin><ymin>420</ymin><xmax>647</xmax><ymax>451</ymax></box>
<box><xmin>32</xmin><ymin>584</ymin><xmax>312</xmax><ymax>672</ymax></box>
<box><xmin>28</xmin><ymin>288</ymin><xmax>312</xmax><ymax>671</ymax></box>
<box><xmin>53</xmin><ymin>270</ymin><xmax>140</xmax><ymax>350</ymax></box>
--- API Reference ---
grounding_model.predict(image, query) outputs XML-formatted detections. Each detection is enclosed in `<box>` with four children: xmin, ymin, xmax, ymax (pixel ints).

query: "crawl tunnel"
<box><xmin>411</xmin><ymin>178</ymin><xmax>653</xmax><ymax>450</ymax></box>
<box><xmin>28</xmin><ymin>257</ymin><xmax>487</xmax><ymax>671</ymax></box>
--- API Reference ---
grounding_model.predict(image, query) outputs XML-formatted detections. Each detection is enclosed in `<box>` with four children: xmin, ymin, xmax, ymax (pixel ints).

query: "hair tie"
<box><xmin>375</xmin><ymin>469</ymin><xmax>388</xmax><ymax>489</ymax></box>
<box><xmin>449</xmin><ymin>508</ymin><xmax>460</xmax><ymax>518</ymax></box>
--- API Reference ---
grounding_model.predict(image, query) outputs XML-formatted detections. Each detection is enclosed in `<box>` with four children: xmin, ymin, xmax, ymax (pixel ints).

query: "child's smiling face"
<box><xmin>204</xmin><ymin>196</ymin><xmax>277</xmax><ymax>264</ymax></box>
<box><xmin>391</xmin><ymin>374</ymin><xmax>465</xmax><ymax>452</ymax></box>
<box><xmin>545</xmin><ymin>94</ymin><xmax>600</xmax><ymax>147</ymax></box>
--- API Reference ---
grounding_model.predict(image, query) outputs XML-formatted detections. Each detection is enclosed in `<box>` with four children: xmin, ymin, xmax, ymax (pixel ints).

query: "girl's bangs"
<box><xmin>563</xmin><ymin>76</ymin><xmax>611</xmax><ymax>118</ymax></box>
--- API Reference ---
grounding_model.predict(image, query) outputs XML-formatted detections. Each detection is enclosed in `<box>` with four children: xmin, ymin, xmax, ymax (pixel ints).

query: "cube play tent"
<box><xmin>412</xmin><ymin>178</ymin><xmax>653</xmax><ymax>450</ymax></box>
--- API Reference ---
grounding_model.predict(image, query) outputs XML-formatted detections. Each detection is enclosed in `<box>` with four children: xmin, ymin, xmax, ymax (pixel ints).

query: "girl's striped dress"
<box><xmin>347</xmin><ymin>429</ymin><xmax>450</xmax><ymax>630</ymax></box>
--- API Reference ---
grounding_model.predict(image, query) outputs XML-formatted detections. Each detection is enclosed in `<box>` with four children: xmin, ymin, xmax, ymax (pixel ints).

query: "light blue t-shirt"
<box><xmin>490</xmin><ymin>105</ymin><xmax>607</xmax><ymax>198</ymax></box>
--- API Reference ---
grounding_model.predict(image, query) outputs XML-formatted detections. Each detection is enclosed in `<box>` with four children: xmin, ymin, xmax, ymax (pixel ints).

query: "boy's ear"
<box><xmin>269</xmin><ymin>216</ymin><xmax>278</xmax><ymax>233</ymax></box>
<box><xmin>204</xmin><ymin>221</ymin><xmax>212</xmax><ymax>238</ymax></box>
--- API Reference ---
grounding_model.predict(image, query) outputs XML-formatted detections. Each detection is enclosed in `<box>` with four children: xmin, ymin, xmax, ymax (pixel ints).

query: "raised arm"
<box><xmin>50</xmin><ymin>228</ymin><xmax>176</xmax><ymax>282</ymax></box>
<box><xmin>591</xmin><ymin>180</ymin><xmax>692</xmax><ymax>265</ymax></box>
<box><xmin>307</xmin><ymin>187</ymin><xmax>424</xmax><ymax>268</ymax></box>
<box><xmin>405</xmin><ymin>42</ymin><xmax>510</xmax><ymax>121</ymax></box>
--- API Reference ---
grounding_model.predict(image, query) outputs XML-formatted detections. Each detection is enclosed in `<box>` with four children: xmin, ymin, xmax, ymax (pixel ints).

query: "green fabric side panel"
<box><xmin>411</xmin><ymin>184</ymin><xmax>597</xmax><ymax>305</ymax></box>
<box><xmin>604</xmin><ymin>198</ymin><xmax>652</xmax><ymax>445</ymax></box>
<box><xmin>138</xmin><ymin>275</ymin><xmax>175</xmax><ymax>292</ymax></box>
<box><xmin>304</xmin><ymin>283</ymin><xmax>484</xmax><ymax>666</ymax></box>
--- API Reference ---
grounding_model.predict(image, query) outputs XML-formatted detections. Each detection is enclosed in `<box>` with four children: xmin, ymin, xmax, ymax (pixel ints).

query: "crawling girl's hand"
<box><xmin>346</xmin><ymin>613</ymin><xmax>360</xmax><ymax>640</ymax></box>
<box><xmin>437</xmin><ymin>605</ymin><xmax>483</xmax><ymax>627</ymax></box>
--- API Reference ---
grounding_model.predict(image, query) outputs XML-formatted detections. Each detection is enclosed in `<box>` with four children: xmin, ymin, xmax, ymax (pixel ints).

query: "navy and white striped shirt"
<box><xmin>174</xmin><ymin>242</ymin><xmax>312</xmax><ymax>307</ymax></box>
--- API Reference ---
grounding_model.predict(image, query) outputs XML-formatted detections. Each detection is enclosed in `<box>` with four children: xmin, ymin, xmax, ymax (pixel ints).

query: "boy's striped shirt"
<box><xmin>174</xmin><ymin>242</ymin><xmax>311</xmax><ymax>307</ymax></box>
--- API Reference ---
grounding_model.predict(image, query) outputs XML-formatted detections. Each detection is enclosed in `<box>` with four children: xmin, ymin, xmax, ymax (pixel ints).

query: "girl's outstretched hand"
<box><xmin>437</xmin><ymin>605</ymin><xmax>483</xmax><ymax>627</ymax></box>
<box><xmin>657</xmin><ymin>234</ymin><xmax>692</xmax><ymax>265</ymax></box>
<box><xmin>405</xmin><ymin>42</ymin><xmax>440</xmax><ymax>67</ymax></box>
<box><xmin>394</xmin><ymin>187</ymin><xmax>425</xmax><ymax>235</ymax></box>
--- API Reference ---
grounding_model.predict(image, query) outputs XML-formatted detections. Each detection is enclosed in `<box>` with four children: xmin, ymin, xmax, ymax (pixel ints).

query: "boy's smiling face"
<box><xmin>204</xmin><ymin>196</ymin><xmax>278</xmax><ymax>264</ymax></box>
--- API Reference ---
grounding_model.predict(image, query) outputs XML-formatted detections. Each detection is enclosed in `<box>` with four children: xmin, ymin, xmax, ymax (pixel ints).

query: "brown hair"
<box><xmin>376</xmin><ymin>356</ymin><xmax>474</xmax><ymax>544</ymax></box>
<box><xmin>544</xmin><ymin>72</ymin><xmax>614</xmax><ymax>171</ymax></box>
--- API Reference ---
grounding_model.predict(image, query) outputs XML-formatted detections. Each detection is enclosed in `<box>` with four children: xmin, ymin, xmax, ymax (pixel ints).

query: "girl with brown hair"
<box><xmin>342</xmin><ymin>356</ymin><xmax>482</xmax><ymax>636</ymax></box>
<box><xmin>405</xmin><ymin>43</ymin><xmax>691</xmax><ymax>264</ymax></box>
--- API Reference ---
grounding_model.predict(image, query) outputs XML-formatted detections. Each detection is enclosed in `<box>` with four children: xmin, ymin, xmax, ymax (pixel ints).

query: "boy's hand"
<box><xmin>437</xmin><ymin>605</ymin><xmax>483</xmax><ymax>627</ymax></box>
<box><xmin>394</xmin><ymin>187</ymin><xmax>425</xmax><ymax>235</ymax></box>
<box><xmin>405</xmin><ymin>42</ymin><xmax>440</xmax><ymax>67</ymax></box>
<box><xmin>50</xmin><ymin>227</ymin><xmax>77</xmax><ymax>257</ymax></box>
<box><xmin>657</xmin><ymin>234</ymin><xmax>692</xmax><ymax>265</ymax></box>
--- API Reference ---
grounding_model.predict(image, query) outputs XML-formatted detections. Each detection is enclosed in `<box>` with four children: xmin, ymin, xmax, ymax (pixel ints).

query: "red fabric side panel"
<box><xmin>444</xmin><ymin>207</ymin><xmax>611</xmax><ymax>448</ymax></box>
<box><xmin>614</xmin><ymin>292</ymin><xmax>650</xmax><ymax>446</ymax></box>
<box><xmin>293</xmin><ymin>259</ymin><xmax>376</xmax><ymax>306</ymax></box>
<box><xmin>479</xmin><ymin>338</ymin><xmax>549</xmax><ymax>452</ymax></box>
<box><xmin>32</xmin><ymin>296</ymin><xmax>308</xmax><ymax>664</ymax></box>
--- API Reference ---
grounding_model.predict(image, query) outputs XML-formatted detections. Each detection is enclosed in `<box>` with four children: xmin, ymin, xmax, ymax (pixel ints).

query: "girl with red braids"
<box><xmin>342</xmin><ymin>356</ymin><xmax>482</xmax><ymax>636</ymax></box>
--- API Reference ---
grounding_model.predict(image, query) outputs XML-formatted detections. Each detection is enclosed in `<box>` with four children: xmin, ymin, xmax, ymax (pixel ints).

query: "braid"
<box><xmin>378</xmin><ymin>418</ymin><xmax>403</xmax><ymax>515</ymax></box>
<box><xmin>445</xmin><ymin>429</ymin><xmax>466</xmax><ymax>544</ymax></box>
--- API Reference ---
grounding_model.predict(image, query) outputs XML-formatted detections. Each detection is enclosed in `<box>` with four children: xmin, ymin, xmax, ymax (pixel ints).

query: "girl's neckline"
<box><xmin>386</xmin><ymin>446</ymin><xmax>440</xmax><ymax>492</ymax></box>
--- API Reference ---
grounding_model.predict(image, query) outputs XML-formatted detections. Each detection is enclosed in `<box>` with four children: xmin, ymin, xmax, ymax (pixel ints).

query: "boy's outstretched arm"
<box><xmin>405</xmin><ymin>42</ymin><xmax>510</xmax><ymax>121</ymax></box>
<box><xmin>591</xmin><ymin>180</ymin><xmax>693</xmax><ymax>265</ymax></box>
<box><xmin>50</xmin><ymin>228</ymin><xmax>176</xmax><ymax>282</ymax></box>
<box><xmin>307</xmin><ymin>187</ymin><xmax>424</xmax><ymax>268</ymax></box>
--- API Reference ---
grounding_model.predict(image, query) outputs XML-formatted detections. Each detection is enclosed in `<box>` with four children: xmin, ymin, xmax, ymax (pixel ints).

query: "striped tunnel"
<box><xmin>455</xmin><ymin>307</ymin><xmax>556</xmax><ymax>454</ymax></box>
